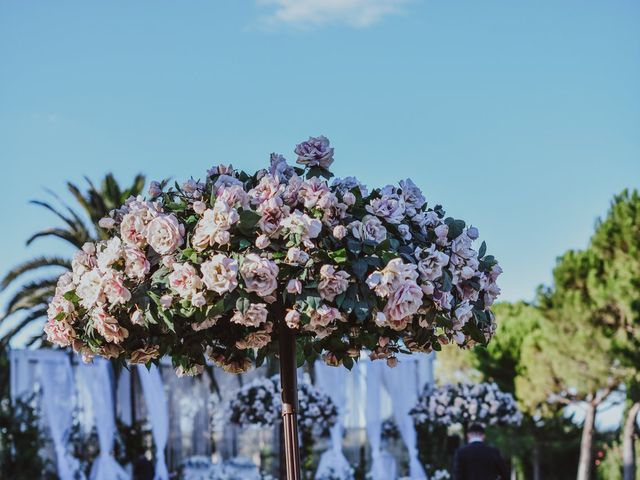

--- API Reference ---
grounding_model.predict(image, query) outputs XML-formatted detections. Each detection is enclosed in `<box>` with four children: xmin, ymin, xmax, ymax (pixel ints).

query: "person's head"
<box><xmin>467</xmin><ymin>423</ymin><xmax>486</xmax><ymax>442</ymax></box>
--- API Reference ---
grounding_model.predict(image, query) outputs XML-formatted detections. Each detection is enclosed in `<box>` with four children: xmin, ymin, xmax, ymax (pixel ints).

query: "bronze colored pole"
<box><xmin>278</xmin><ymin>320</ymin><xmax>301</xmax><ymax>480</ymax></box>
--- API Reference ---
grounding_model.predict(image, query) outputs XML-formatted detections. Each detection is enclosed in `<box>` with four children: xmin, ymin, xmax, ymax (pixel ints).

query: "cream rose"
<box><xmin>201</xmin><ymin>255</ymin><xmax>238</xmax><ymax>295</ymax></box>
<box><xmin>168</xmin><ymin>262</ymin><xmax>203</xmax><ymax>301</ymax></box>
<box><xmin>147</xmin><ymin>214</ymin><xmax>184</xmax><ymax>255</ymax></box>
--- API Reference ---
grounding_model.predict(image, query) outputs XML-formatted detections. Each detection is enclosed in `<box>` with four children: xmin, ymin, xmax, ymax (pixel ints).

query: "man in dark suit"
<box><xmin>453</xmin><ymin>424</ymin><xmax>509</xmax><ymax>480</ymax></box>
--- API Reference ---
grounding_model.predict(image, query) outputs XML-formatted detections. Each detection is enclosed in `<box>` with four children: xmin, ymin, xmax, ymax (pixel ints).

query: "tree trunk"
<box><xmin>577</xmin><ymin>402</ymin><xmax>597</xmax><ymax>480</ymax></box>
<box><xmin>532</xmin><ymin>439</ymin><xmax>541</xmax><ymax>480</ymax></box>
<box><xmin>623</xmin><ymin>402</ymin><xmax>640</xmax><ymax>480</ymax></box>
<box><xmin>279</xmin><ymin>321</ymin><xmax>301</xmax><ymax>480</ymax></box>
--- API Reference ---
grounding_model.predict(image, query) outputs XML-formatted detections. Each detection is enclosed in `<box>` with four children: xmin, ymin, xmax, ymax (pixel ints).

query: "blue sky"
<box><xmin>1</xmin><ymin>0</ymin><xmax>639</xmax><ymax>337</ymax></box>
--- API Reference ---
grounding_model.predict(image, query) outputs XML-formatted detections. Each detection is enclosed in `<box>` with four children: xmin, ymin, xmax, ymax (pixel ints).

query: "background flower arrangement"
<box><xmin>44</xmin><ymin>135</ymin><xmax>502</xmax><ymax>374</ymax></box>
<box><xmin>228</xmin><ymin>375</ymin><xmax>337</xmax><ymax>438</ymax></box>
<box><xmin>410</xmin><ymin>382</ymin><xmax>522</xmax><ymax>429</ymax></box>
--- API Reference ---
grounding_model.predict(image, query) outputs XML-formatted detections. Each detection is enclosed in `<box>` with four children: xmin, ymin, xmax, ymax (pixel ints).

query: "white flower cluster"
<box><xmin>410</xmin><ymin>382</ymin><xmax>522</xmax><ymax>428</ymax></box>
<box><xmin>228</xmin><ymin>375</ymin><xmax>337</xmax><ymax>438</ymax></box>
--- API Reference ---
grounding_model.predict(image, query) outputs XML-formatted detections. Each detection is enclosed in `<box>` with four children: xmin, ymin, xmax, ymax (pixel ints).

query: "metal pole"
<box><xmin>278</xmin><ymin>320</ymin><xmax>301</xmax><ymax>480</ymax></box>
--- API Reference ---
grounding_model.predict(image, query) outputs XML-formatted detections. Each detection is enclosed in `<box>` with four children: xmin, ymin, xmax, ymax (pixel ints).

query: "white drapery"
<box><xmin>39</xmin><ymin>354</ymin><xmax>85</xmax><ymax>480</ymax></box>
<box><xmin>364</xmin><ymin>360</ymin><xmax>392</xmax><ymax>480</ymax></box>
<box><xmin>314</xmin><ymin>362</ymin><xmax>352</xmax><ymax>479</ymax></box>
<box><xmin>81</xmin><ymin>359</ymin><xmax>129</xmax><ymax>480</ymax></box>
<box><xmin>137</xmin><ymin>364</ymin><xmax>170</xmax><ymax>480</ymax></box>
<box><xmin>382</xmin><ymin>356</ymin><xmax>427</xmax><ymax>480</ymax></box>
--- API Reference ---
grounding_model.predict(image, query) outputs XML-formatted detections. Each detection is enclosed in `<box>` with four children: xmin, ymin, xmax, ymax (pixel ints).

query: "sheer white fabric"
<box><xmin>39</xmin><ymin>355</ymin><xmax>85</xmax><ymax>480</ymax></box>
<box><xmin>81</xmin><ymin>359</ymin><xmax>129</xmax><ymax>480</ymax></box>
<box><xmin>137</xmin><ymin>364</ymin><xmax>170</xmax><ymax>480</ymax></box>
<box><xmin>381</xmin><ymin>355</ymin><xmax>426</xmax><ymax>480</ymax></box>
<box><xmin>314</xmin><ymin>362</ymin><xmax>352</xmax><ymax>479</ymax></box>
<box><xmin>364</xmin><ymin>360</ymin><xmax>391</xmax><ymax>480</ymax></box>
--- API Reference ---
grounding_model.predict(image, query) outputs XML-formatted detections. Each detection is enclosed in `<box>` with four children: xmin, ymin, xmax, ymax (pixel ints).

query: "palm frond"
<box><xmin>1</xmin><ymin>256</ymin><xmax>70</xmax><ymax>291</ymax></box>
<box><xmin>0</xmin><ymin>307</ymin><xmax>47</xmax><ymax>347</ymax></box>
<box><xmin>4</xmin><ymin>278</ymin><xmax>57</xmax><ymax>316</ymax></box>
<box><xmin>26</xmin><ymin>228</ymin><xmax>86</xmax><ymax>249</ymax></box>
<box><xmin>123</xmin><ymin>174</ymin><xmax>146</xmax><ymax>201</ymax></box>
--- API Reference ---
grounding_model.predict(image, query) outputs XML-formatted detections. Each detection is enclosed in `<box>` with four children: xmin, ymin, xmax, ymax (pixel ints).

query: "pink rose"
<box><xmin>120</xmin><ymin>211</ymin><xmax>148</xmax><ymax>247</ymax></box>
<box><xmin>44</xmin><ymin>318</ymin><xmax>75</xmax><ymax>347</ymax></box>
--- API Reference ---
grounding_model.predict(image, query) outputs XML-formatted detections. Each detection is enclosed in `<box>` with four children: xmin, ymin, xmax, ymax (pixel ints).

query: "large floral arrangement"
<box><xmin>44</xmin><ymin>136</ymin><xmax>502</xmax><ymax>373</ymax></box>
<box><xmin>410</xmin><ymin>382</ymin><xmax>522</xmax><ymax>428</ymax></box>
<box><xmin>228</xmin><ymin>375</ymin><xmax>337</xmax><ymax>438</ymax></box>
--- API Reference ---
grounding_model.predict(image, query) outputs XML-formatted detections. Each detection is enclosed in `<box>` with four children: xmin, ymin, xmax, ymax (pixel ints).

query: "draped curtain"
<box><xmin>40</xmin><ymin>355</ymin><xmax>85</xmax><ymax>480</ymax></box>
<box><xmin>81</xmin><ymin>359</ymin><xmax>129</xmax><ymax>480</ymax></box>
<box><xmin>137</xmin><ymin>364</ymin><xmax>170</xmax><ymax>480</ymax></box>
<box><xmin>381</xmin><ymin>355</ymin><xmax>426</xmax><ymax>480</ymax></box>
<box><xmin>314</xmin><ymin>361</ymin><xmax>352</xmax><ymax>479</ymax></box>
<box><xmin>364</xmin><ymin>360</ymin><xmax>392</xmax><ymax>480</ymax></box>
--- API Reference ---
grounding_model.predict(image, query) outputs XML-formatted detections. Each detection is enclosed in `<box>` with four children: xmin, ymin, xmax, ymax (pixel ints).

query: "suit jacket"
<box><xmin>453</xmin><ymin>441</ymin><xmax>510</xmax><ymax>480</ymax></box>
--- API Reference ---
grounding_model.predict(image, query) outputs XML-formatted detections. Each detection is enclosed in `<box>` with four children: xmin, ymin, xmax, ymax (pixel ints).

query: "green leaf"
<box><xmin>478</xmin><ymin>241</ymin><xmax>487</xmax><ymax>259</ymax></box>
<box><xmin>441</xmin><ymin>269</ymin><xmax>453</xmax><ymax>292</ymax></box>
<box><xmin>352</xmin><ymin>259</ymin><xmax>368</xmax><ymax>280</ymax></box>
<box><xmin>236</xmin><ymin>297</ymin><xmax>251</xmax><ymax>314</ymax></box>
<box><xmin>329</xmin><ymin>248</ymin><xmax>348</xmax><ymax>263</ymax></box>
<box><xmin>63</xmin><ymin>290</ymin><xmax>80</xmax><ymax>303</ymax></box>
<box><xmin>238</xmin><ymin>210</ymin><xmax>261</xmax><ymax>229</ymax></box>
<box><xmin>445</xmin><ymin>217</ymin><xmax>466</xmax><ymax>240</ymax></box>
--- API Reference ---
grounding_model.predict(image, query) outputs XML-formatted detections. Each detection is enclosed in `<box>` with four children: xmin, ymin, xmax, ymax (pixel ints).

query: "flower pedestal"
<box><xmin>278</xmin><ymin>320</ymin><xmax>301</xmax><ymax>480</ymax></box>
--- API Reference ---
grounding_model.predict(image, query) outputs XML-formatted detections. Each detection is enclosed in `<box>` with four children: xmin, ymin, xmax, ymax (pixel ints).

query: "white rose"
<box><xmin>76</xmin><ymin>268</ymin><xmax>105</xmax><ymax>309</ymax></box>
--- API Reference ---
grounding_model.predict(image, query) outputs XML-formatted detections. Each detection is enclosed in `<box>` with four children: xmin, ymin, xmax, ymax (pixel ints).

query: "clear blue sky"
<box><xmin>1</xmin><ymin>0</ymin><xmax>639</xmax><ymax>321</ymax></box>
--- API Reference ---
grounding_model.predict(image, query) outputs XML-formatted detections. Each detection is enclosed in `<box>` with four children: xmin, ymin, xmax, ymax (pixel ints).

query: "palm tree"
<box><xmin>0</xmin><ymin>174</ymin><xmax>145</xmax><ymax>347</ymax></box>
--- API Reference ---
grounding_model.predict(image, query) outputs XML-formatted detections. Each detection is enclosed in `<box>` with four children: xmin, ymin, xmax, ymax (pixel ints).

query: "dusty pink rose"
<box><xmin>176</xmin><ymin>364</ymin><xmax>205</xmax><ymax>377</ymax></box>
<box><xmin>120</xmin><ymin>211</ymin><xmax>148</xmax><ymax>247</ymax></box>
<box><xmin>310</xmin><ymin>305</ymin><xmax>342</xmax><ymax>328</ymax></box>
<box><xmin>332</xmin><ymin>225</ymin><xmax>348</xmax><ymax>240</ymax></box>
<box><xmin>256</xmin><ymin>234</ymin><xmax>270</xmax><ymax>249</ymax></box>
<box><xmin>47</xmin><ymin>294</ymin><xmax>75</xmax><ymax>323</ymax></box>
<box><xmin>231</xmin><ymin>303</ymin><xmax>269</xmax><ymax>327</ymax></box>
<box><xmin>160</xmin><ymin>294</ymin><xmax>173</xmax><ymax>308</ymax></box>
<box><xmin>285</xmin><ymin>309</ymin><xmax>301</xmax><ymax>329</ymax></box>
<box><xmin>129</xmin><ymin>345</ymin><xmax>160</xmax><ymax>364</ymax></box>
<box><xmin>383</xmin><ymin>280</ymin><xmax>423</xmax><ymax>322</ymax></box>
<box><xmin>286</xmin><ymin>279</ymin><xmax>302</xmax><ymax>294</ymax></box>
<box><xmin>192</xmin><ymin>200</ymin><xmax>207</xmax><ymax>215</ymax></box>
<box><xmin>92</xmin><ymin>308</ymin><xmax>129</xmax><ymax>344</ymax></box>
<box><xmin>235</xmin><ymin>332</ymin><xmax>272</xmax><ymax>349</ymax></box>
<box><xmin>123</xmin><ymin>245</ymin><xmax>150</xmax><ymax>280</ymax></box>
<box><xmin>102</xmin><ymin>270</ymin><xmax>132</xmax><ymax>305</ymax></box>
<box><xmin>130</xmin><ymin>309</ymin><xmax>145</xmax><ymax>326</ymax></box>
<box><xmin>318</xmin><ymin>265</ymin><xmax>350</xmax><ymax>302</ymax></box>
<box><xmin>44</xmin><ymin>318</ymin><xmax>75</xmax><ymax>347</ymax></box>
<box><xmin>147</xmin><ymin>214</ymin><xmax>184</xmax><ymax>255</ymax></box>
<box><xmin>191</xmin><ymin>316</ymin><xmax>219</xmax><ymax>331</ymax></box>
<box><xmin>240</xmin><ymin>253</ymin><xmax>279</xmax><ymax>297</ymax></box>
